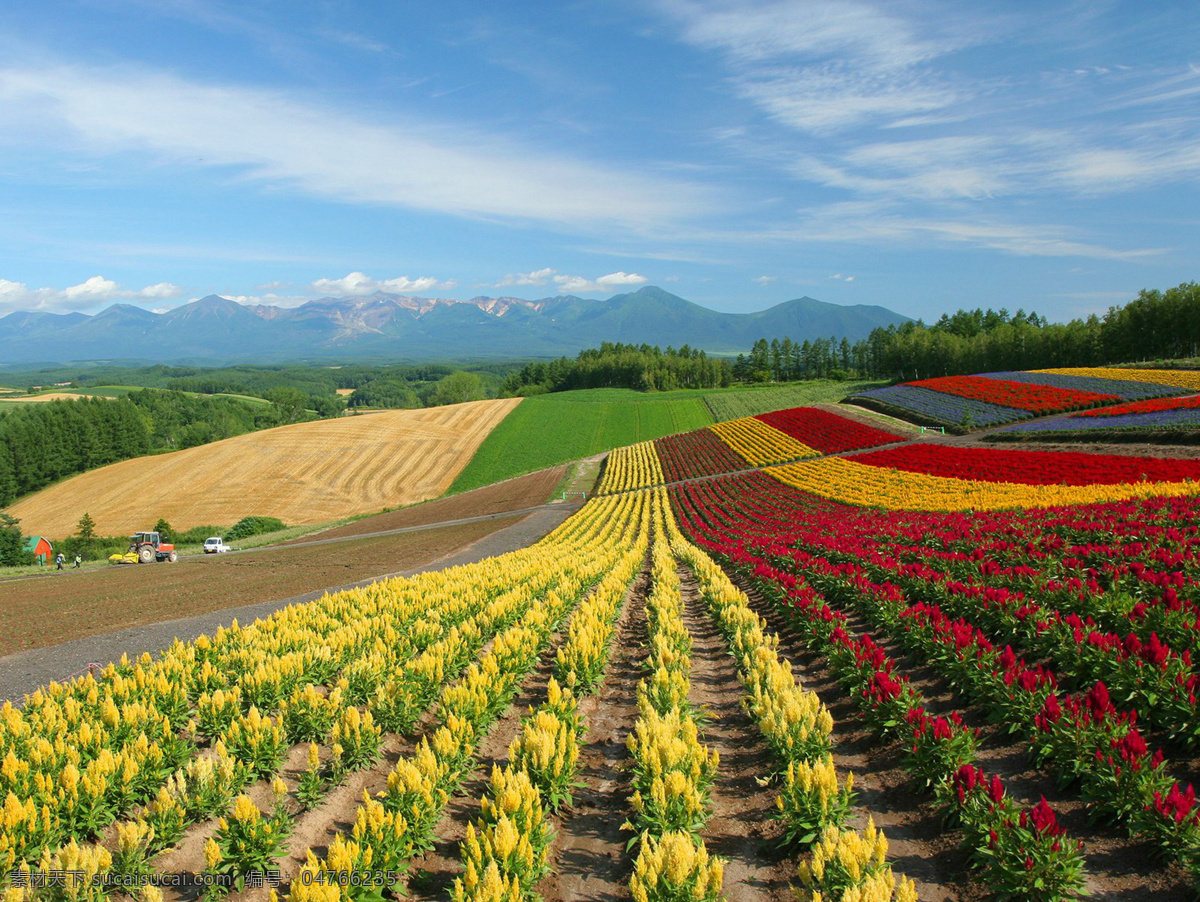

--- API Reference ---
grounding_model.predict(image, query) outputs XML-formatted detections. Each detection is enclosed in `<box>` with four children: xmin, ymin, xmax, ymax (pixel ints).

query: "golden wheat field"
<box><xmin>4</xmin><ymin>398</ymin><xmax>522</xmax><ymax>537</ymax></box>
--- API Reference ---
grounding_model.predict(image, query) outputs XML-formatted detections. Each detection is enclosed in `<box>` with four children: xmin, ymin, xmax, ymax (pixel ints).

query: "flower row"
<box><xmin>851</xmin><ymin>443</ymin><xmax>1200</xmax><ymax>486</ymax></box>
<box><xmin>1034</xmin><ymin>367</ymin><xmax>1200</xmax><ymax>393</ymax></box>
<box><xmin>669</xmin><ymin>481</ymin><xmax>1087</xmax><ymax>900</ymax></box>
<box><xmin>708</xmin><ymin>417</ymin><xmax>818</xmax><ymax>466</ymax></box>
<box><xmin>754</xmin><ymin>407</ymin><xmax>903</xmax><ymax>454</ymax></box>
<box><xmin>768</xmin><ymin>455</ymin><xmax>1200</xmax><ymax>512</ymax></box>
<box><xmin>911</xmin><ymin>375</ymin><xmax>1118</xmax><ymax>415</ymax></box>
<box><xmin>979</xmin><ymin>371</ymin><xmax>1182</xmax><ymax>401</ymax></box>
<box><xmin>626</xmin><ymin>499</ymin><xmax>724</xmax><ymax>902</ymax></box>
<box><xmin>596</xmin><ymin>441</ymin><xmax>664</xmax><ymax>495</ymax></box>
<box><xmin>666</xmin><ymin>515</ymin><xmax>919</xmax><ymax>902</ymax></box>
<box><xmin>847</xmin><ymin>384</ymin><xmax>1028</xmax><ymax>429</ymax></box>
<box><xmin>654</xmin><ymin>429</ymin><xmax>746</xmax><ymax>483</ymax></box>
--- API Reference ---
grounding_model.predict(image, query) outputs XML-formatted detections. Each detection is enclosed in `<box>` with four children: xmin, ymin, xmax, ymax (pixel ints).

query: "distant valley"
<box><xmin>0</xmin><ymin>286</ymin><xmax>910</xmax><ymax>364</ymax></box>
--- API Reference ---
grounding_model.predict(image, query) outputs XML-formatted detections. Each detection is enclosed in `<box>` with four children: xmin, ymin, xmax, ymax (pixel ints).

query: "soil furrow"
<box><xmin>737</xmin><ymin>570</ymin><xmax>1194</xmax><ymax>901</ymax></box>
<box><xmin>677</xmin><ymin>566</ymin><xmax>792</xmax><ymax>902</ymax></box>
<box><xmin>404</xmin><ymin>628</ymin><xmax>568</xmax><ymax>901</ymax></box>
<box><xmin>540</xmin><ymin>568</ymin><xmax>650</xmax><ymax>902</ymax></box>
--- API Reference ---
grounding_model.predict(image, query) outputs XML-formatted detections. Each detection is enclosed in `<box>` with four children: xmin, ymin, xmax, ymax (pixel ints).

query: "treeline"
<box><xmin>501</xmin><ymin>343</ymin><xmax>732</xmax><ymax>395</ymax></box>
<box><xmin>748</xmin><ymin>282</ymin><xmax>1200</xmax><ymax>382</ymax></box>
<box><xmin>0</xmin><ymin>390</ymin><xmax>311</xmax><ymax>507</ymax></box>
<box><xmin>0</xmin><ymin>398</ymin><xmax>149</xmax><ymax>506</ymax></box>
<box><xmin>346</xmin><ymin>370</ymin><xmax>489</xmax><ymax>409</ymax></box>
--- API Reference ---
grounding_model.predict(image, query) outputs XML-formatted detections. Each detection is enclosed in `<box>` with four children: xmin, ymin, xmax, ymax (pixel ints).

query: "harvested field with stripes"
<box><xmin>5</xmin><ymin>398</ymin><xmax>521</xmax><ymax>537</ymax></box>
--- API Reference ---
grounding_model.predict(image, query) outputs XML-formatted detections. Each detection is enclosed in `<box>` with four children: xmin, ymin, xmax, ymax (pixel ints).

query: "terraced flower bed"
<box><xmin>847</xmin><ymin>383</ymin><xmax>1026</xmax><ymax>430</ymax></box>
<box><xmin>754</xmin><ymin>406</ymin><xmax>903</xmax><ymax>453</ymax></box>
<box><xmin>910</xmin><ymin>375</ymin><xmax>1120</xmax><ymax>415</ymax></box>
<box><xmin>980</xmin><ymin>370</ymin><xmax>1182</xmax><ymax>401</ymax></box>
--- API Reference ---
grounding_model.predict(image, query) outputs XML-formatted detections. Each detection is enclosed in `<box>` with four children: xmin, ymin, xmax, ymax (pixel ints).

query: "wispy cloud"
<box><xmin>0</xmin><ymin>276</ymin><xmax>183</xmax><ymax>314</ymax></box>
<box><xmin>659</xmin><ymin>0</ymin><xmax>977</xmax><ymax>133</ymax></box>
<box><xmin>0</xmin><ymin>63</ymin><xmax>711</xmax><ymax>230</ymax></box>
<box><xmin>656</xmin><ymin>1</ymin><xmax>1200</xmax><ymax>261</ymax></box>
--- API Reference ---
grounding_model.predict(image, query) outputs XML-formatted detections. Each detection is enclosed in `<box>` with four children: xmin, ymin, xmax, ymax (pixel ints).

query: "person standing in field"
<box><xmin>73</xmin><ymin>554</ymin><xmax>82</xmax><ymax>569</ymax></box>
<box><xmin>55</xmin><ymin>553</ymin><xmax>64</xmax><ymax>570</ymax></box>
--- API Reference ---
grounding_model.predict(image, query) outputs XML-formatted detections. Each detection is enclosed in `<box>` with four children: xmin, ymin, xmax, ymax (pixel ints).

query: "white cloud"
<box><xmin>752</xmin><ymin>275</ymin><xmax>775</xmax><ymax>285</ymax></box>
<box><xmin>0</xmin><ymin>63</ymin><xmax>711</xmax><ymax>230</ymax></box>
<box><xmin>594</xmin><ymin>271</ymin><xmax>649</xmax><ymax>288</ymax></box>
<box><xmin>829</xmin><ymin>273</ymin><xmax>854</xmax><ymax>282</ymax></box>
<box><xmin>310</xmin><ymin>272</ymin><xmax>454</xmax><ymax>296</ymax></box>
<box><xmin>496</xmin><ymin>269</ymin><xmax>648</xmax><ymax>294</ymax></box>
<box><xmin>497</xmin><ymin>268</ymin><xmax>557</xmax><ymax>287</ymax></box>
<box><xmin>0</xmin><ymin>276</ymin><xmax>183</xmax><ymax>313</ymax></box>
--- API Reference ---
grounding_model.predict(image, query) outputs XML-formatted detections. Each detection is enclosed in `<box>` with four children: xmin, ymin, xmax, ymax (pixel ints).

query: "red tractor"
<box><xmin>129</xmin><ymin>531</ymin><xmax>177</xmax><ymax>563</ymax></box>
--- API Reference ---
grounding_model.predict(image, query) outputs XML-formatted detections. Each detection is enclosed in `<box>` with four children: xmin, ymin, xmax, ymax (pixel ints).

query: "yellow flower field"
<box><xmin>709</xmin><ymin>417</ymin><xmax>818</xmax><ymax>466</ymax></box>
<box><xmin>1033</xmin><ymin>367</ymin><xmax>1200</xmax><ymax>392</ymax></box>
<box><xmin>768</xmin><ymin>455</ymin><xmax>1200</xmax><ymax>510</ymax></box>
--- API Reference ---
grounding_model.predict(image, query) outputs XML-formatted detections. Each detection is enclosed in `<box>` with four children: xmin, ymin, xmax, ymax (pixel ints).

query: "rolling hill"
<box><xmin>5</xmin><ymin>398</ymin><xmax>521</xmax><ymax>537</ymax></box>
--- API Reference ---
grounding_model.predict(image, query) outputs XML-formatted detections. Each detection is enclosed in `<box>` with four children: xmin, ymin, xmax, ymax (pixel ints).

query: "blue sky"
<box><xmin>0</xmin><ymin>0</ymin><xmax>1198</xmax><ymax>324</ymax></box>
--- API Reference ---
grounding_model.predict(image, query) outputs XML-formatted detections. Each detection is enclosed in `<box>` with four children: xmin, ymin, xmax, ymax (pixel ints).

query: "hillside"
<box><xmin>0</xmin><ymin>286</ymin><xmax>910</xmax><ymax>363</ymax></box>
<box><xmin>4</xmin><ymin>398</ymin><xmax>520</xmax><ymax>537</ymax></box>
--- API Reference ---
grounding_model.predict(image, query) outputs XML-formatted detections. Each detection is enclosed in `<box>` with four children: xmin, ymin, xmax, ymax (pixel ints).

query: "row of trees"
<box><xmin>745</xmin><ymin>282</ymin><xmax>1200</xmax><ymax>383</ymax></box>
<box><xmin>347</xmin><ymin>371</ymin><xmax>488</xmax><ymax>409</ymax></box>
<box><xmin>501</xmin><ymin>343</ymin><xmax>732</xmax><ymax>395</ymax></box>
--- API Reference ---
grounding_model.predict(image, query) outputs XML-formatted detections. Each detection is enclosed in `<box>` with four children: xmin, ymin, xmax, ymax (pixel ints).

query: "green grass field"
<box><xmin>447</xmin><ymin>389</ymin><xmax>715</xmax><ymax>494</ymax></box>
<box><xmin>702</xmin><ymin>379</ymin><xmax>888</xmax><ymax>421</ymax></box>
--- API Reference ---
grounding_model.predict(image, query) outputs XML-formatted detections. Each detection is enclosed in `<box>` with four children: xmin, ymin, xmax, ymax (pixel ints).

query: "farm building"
<box><xmin>23</xmin><ymin>535</ymin><xmax>52</xmax><ymax>564</ymax></box>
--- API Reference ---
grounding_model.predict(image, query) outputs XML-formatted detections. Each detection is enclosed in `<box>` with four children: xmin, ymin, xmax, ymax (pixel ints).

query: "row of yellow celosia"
<box><xmin>768</xmin><ymin>455</ymin><xmax>1200</xmax><ymax>511</ymax></box>
<box><xmin>8</xmin><ymin>516</ymin><xmax>581</xmax><ymax>885</ymax></box>
<box><xmin>1033</xmin><ymin>366</ymin><xmax>1200</xmax><ymax>392</ymax></box>
<box><xmin>628</xmin><ymin>492</ymin><xmax>724</xmax><ymax>902</ymax></box>
<box><xmin>596</xmin><ymin>441</ymin><xmax>665</xmax><ymax>496</ymax></box>
<box><xmin>708</xmin><ymin>417</ymin><xmax>818</xmax><ymax>466</ymax></box>
<box><xmin>285</xmin><ymin>490</ymin><xmax>653</xmax><ymax>902</ymax></box>
<box><xmin>0</xmin><ymin>491</ymin><xmax>651</xmax><ymax>892</ymax></box>
<box><xmin>453</xmin><ymin>491</ymin><xmax>652</xmax><ymax>902</ymax></box>
<box><xmin>666</xmin><ymin>508</ymin><xmax>918</xmax><ymax>902</ymax></box>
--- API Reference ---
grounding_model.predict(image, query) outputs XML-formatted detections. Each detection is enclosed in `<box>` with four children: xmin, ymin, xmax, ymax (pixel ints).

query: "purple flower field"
<box><xmin>995</xmin><ymin>408</ymin><xmax>1200</xmax><ymax>434</ymax></box>
<box><xmin>849</xmin><ymin>384</ymin><xmax>1027</xmax><ymax>427</ymax></box>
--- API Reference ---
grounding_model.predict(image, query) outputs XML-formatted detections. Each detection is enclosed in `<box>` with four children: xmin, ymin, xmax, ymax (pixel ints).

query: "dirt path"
<box><xmin>404</xmin><ymin>628</ymin><xmax>569</xmax><ymax>901</ymax></box>
<box><xmin>677</xmin><ymin>568</ymin><xmax>792</xmax><ymax>902</ymax></box>
<box><xmin>733</xmin><ymin>579</ymin><xmax>972</xmax><ymax>902</ymax></box>
<box><xmin>830</xmin><ymin>607</ymin><xmax>1195</xmax><ymax>902</ymax></box>
<box><xmin>540</xmin><ymin>570</ymin><xmax>649</xmax><ymax>902</ymax></box>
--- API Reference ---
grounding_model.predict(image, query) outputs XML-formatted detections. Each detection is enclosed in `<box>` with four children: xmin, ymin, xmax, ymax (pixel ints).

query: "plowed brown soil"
<box><xmin>0</xmin><ymin>517</ymin><xmax>521</xmax><ymax>656</ymax></box>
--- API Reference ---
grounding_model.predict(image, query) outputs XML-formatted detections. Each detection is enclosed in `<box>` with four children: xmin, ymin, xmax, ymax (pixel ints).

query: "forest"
<box><xmin>745</xmin><ymin>281</ymin><xmax>1200</xmax><ymax>382</ymax></box>
<box><xmin>500</xmin><ymin>343</ymin><xmax>732</xmax><ymax>395</ymax></box>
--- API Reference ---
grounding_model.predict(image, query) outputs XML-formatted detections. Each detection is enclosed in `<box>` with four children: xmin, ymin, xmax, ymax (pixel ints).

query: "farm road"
<box><xmin>0</xmin><ymin>504</ymin><xmax>578</xmax><ymax>704</ymax></box>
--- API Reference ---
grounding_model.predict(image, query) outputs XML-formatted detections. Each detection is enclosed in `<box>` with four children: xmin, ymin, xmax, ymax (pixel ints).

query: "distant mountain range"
<box><xmin>0</xmin><ymin>286</ymin><xmax>910</xmax><ymax>363</ymax></box>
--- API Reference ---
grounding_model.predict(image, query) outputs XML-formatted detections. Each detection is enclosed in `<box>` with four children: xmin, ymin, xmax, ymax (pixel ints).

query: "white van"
<box><xmin>203</xmin><ymin>537</ymin><xmax>231</xmax><ymax>554</ymax></box>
